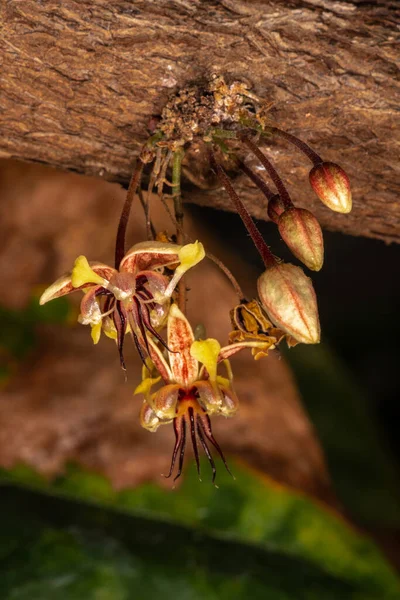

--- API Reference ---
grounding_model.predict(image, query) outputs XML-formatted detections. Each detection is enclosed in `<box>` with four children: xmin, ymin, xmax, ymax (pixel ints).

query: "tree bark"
<box><xmin>1</xmin><ymin>0</ymin><xmax>399</xmax><ymax>242</ymax></box>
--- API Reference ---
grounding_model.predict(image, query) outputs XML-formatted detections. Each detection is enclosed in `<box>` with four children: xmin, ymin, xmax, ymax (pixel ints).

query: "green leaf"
<box><xmin>1</xmin><ymin>460</ymin><xmax>399</xmax><ymax>599</ymax></box>
<box><xmin>283</xmin><ymin>343</ymin><xmax>400</xmax><ymax>527</ymax></box>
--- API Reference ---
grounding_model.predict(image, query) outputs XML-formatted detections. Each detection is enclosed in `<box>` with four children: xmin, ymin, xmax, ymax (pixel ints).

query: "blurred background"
<box><xmin>0</xmin><ymin>158</ymin><xmax>399</xmax><ymax>599</ymax></box>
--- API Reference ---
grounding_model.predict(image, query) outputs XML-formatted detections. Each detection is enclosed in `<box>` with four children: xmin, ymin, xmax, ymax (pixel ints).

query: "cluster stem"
<box><xmin>115</xmin><ymin>159</ymin><xmax>144</xmax><ymax>269</ymax></box>
<box><xmin>238</xmin><ymin>160</ymin><xmax>275</xmax><ymax>202</ymax></box>
<box><xmin>241</xmin><ymin>135</ymin><xmax>293</xmax><ymax>211</ymax></box>
<box><xmin>267</xmin><ymin>127</ymin><xmax>323</xmax><ymax>166</ymax></box>
<box><xmin>209</xmin><ymin>148</ymin><xmax>276</xmax><ymax>270</ymax></box>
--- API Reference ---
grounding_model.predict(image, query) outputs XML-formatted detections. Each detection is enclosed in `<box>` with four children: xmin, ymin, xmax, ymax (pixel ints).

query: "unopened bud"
<box><xmin>309</xmin><ymin>162</ymin><xmax>352</xmax><ymax>213</ymax></box>
<box><xmin>278</xmin><ymin>208</ymin><xmax>324</xmax><ymax>271</ymax></box>
<box><xmin>267</xmin><ymin>194</ymin><xmax>285</xmax><ymax>224</ymax></box>
<box><xmin>257</xmin><ymin>263</ymin><xmax>320</xmax><ymax>344</ymax></box>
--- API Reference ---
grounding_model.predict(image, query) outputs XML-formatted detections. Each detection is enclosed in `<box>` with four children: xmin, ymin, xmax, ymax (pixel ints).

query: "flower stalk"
<box><xmin>240</xmin><ymin>135</ymin><xmax>293</xmax><ymax>210</ymax></box>
<box><xmin>266</xmin><ymin>127</ymin><xmax>322</xmax><ymax>166</ymax></box>
<box><xmin>115</xmin><ymin>159</ymin><xmax>144</xmax><ymax>269</ymax></box>
<box><xmin>209</xmin><ymin>149</ymin><xmax>276</xmax><ymax>269</ymax></box>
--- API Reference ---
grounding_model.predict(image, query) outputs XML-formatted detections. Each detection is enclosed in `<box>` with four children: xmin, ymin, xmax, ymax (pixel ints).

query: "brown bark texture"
<box><xmin>0</xmin><ymin>0</ymin><xmax>399</xmax><ymax>242</ymax></box>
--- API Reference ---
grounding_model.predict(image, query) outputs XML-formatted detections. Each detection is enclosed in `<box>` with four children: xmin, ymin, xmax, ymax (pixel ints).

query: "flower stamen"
<box><xmin>189</xmin><ymin>406</ymin><xmax>201</xmax><ymax>479</ymax></box>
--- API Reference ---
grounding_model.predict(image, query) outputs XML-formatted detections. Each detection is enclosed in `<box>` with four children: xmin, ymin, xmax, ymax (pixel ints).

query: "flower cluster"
<box><xmin>40</xmin><ymin>75</ymin><xmax>351</xmax><ymax>482</ymax></box>
<box><xmin>40</xmin><ymin>241</ymin><xmax>205</xmax><ymax>369</ymax></box>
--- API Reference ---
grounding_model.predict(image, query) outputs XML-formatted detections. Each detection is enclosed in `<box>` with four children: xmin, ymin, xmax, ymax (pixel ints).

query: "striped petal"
<box><xmin>120</xmin><ymin>241</ymin><xmax>182</xmax><ymax>274</ymax></box>
<box><xmin>39</xmin><ymin>260</ymin><xmax>115</xmax><ymax>305</ymax></box>
<box><xmin>218</xmin><ymin>339</ymin><xmax>276</xmax><ymax>362</ymax></box>
<box><xmin>167</xmin><ymin>304</ymin><xmax>198</xmax><ymax>387</ymax></box>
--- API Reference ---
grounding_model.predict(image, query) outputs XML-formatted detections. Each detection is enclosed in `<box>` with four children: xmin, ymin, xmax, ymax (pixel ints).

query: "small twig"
<box><xmin>172</xmin><ymin>148</ymin><xmax>185</xmax><ymax>238</ymax></box>
<box><xmin>143</xmin><ymin>147</ymin><xmax>162</xmax><ymax>239</ymax></box>
<box><xmin>157</xmin><ymin>150</ymin><xmax>172</xmax><ymax>197</ymax></box>
<box><xmin>138</xmin><ymin>187</ymin><xmax>156</xmax><ymax>240</ymax></box>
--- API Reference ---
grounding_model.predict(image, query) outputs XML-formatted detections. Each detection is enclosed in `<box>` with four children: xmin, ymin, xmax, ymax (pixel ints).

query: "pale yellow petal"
<box><xmin>91</xmin><ymin>322</ymin><xmax>102</xmax><ymax>344</ymax></box>
<box><xmin>164</xmin><ymin>241</ymin><xmax>205</xmax><ymax>297</ymax></box>
<box><xmin>71</xmin><ymin>256</ymin><xmax>107</xmax><ymax>288</ymax></box>
<box><xmin>190</xmin><ymin>338</ymin><xmax>221</xmax><ymax>382</ymax></box>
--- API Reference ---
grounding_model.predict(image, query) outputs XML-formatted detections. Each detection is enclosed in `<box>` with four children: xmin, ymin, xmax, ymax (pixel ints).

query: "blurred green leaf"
<box><xmin>1</xmin><ymin>459</ymin><xmax>399</xmax><ymax>599</ymax></box>
<box><xmin>284</xmin><ymin>343</ymin><xmax>400</xmax><ymax>527</ymax></box>
<box><xmin>0</xmin><ymin>485</ymin><xmax>360</xmax><ymax>600</ymax></box>
<box><xmin>0</xmin><ymin>295</ymin><xmax>72</xmax><ymax>376</ymax></box>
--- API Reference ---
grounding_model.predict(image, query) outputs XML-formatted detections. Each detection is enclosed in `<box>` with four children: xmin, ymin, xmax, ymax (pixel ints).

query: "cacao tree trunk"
<box><xmin>1</xmin><ymin>0</ymin><xmax>399</xmax><ymax>242</ymax></box>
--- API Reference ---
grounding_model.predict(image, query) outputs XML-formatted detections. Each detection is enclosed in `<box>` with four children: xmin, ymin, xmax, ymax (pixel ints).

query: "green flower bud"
<box><xmin>257</xmin><ymin>263</ymin><xmax>320</xmax><ymax>344</ymax></box>
<box><xmin>278</xmin><ymin>208</ymin><xmax>324</xmax><ymax>271</ymax></box>
<box><xmin>309</xmin><ymin>162</ymin><xmax>352</xmax><ymax>213</ymax></box>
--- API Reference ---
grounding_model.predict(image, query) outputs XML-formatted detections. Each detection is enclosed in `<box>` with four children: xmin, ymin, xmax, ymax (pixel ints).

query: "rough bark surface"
<box><xmin>1</xmin><ymin>0</ymin><xmax>399</xmax><ymax>242</ymax></box>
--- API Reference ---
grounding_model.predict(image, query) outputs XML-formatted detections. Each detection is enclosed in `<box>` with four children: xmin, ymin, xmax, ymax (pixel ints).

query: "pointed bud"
<box><xmin>278</xmin><ymin>208</ymin><xmax>324</xmax><ymax>271</ymax></box>
<box><xmin>267</xmin><ymin>194</ymin><xmax>285</xmax><ymax>224</ymax></box>
<box><xmin>257</xmin><ymin>263</ymin><xmax>320</xmax><ymax>344</ymax></box>
<box><xmin>309</xmin><ymin>162</ymin><xmax>352</xmax><ymax>213</ymax></box>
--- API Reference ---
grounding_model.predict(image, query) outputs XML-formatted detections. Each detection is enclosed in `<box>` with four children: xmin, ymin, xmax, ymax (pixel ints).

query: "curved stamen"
<box><xmin>197</xmin><ymin>422</ymin><xmax>216</xmax><ymax>483</ymax></box>
<box><xmin>198</xmin><ymin>413</ymin><xmax>233</xmax><ymax>478</ymax></box>
<box><xmin>188</xmin><ymin>407</ymin><xmax>201</xmax><ymax>479</ymax></box>
<box><xmin>99</xmin><ymin>306</ymin><xmax>116</xmax><ymax>320</ymax></box>
<box><xmin>102</xmin><ymin>295</ymin><xmax>115</xmax><ymax>314</ymax></box>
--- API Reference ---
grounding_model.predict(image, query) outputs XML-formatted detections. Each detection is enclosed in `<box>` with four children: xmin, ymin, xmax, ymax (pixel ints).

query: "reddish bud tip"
<box><xmin>309</xmin><ymin>162</ymin><xmax>352</xmax><ymax>213</ymax></box>
<box><xmin>257</xmin><ymin>263</ymin><xmax>320</xmax><ymax>345</ymax></box>
<box><xmin>278</xmin><ymin>208</ymin><xmax>324</xmax><ymax>271</ymax></box>
<box><xmin>267</xmin><ymin>194</ymin><xmax>285</xmax><ymax>224</ymax></box>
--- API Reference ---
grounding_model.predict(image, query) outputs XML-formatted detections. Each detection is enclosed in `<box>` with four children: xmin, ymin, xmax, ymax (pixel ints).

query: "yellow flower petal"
<box><xmin>190</xmin><ymin>338</ymin><xmax>221</xmax><ymax>382</ymax></box>
<box><xmin>71</xmin><ymin>256</ymin><xmax>106</xmax><ymax>288</ymax></box>
<box><xmin>178</xmin><ymin>241</ymin><xmax>205</xmax><ymax>270</ymax></box>
<box><xmin>164</xmin><ymin>241</ymin><xmax>205</xmax><ymax>297</ymax></box>
<box><xmin>134</xmin><ymin>376</ymin><xmax>161</xmax><ymax>397</ymax></box>
<box><xmin>91</xmin><ymin>322</ymin><xmax>102</xmax><ymax>344</ymax></box>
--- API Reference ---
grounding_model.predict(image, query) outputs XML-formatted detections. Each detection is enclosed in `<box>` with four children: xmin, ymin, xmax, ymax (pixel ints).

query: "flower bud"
<box><xmin>267</xmin><ymin>194</ymin><xmax>285</xmax><ymax>224</ymax></box>
<box><xmin>257</xmin><ymin>263</ymin><xmax>320</xmax><ymax>344</ymax></box>
<box><xmin>309</xmin><ymin>162</ymin><xmax>352</xmax><ymax>213</ymax></box>
<box><xmin>278</xmin><ymin>208</ymin><xmax>324</xmax><ymax>271</ymax></box>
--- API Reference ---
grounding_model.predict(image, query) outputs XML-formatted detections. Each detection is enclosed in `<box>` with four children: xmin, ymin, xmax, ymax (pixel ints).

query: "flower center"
<box><xmin>108</xmin><ymin>272</ymin><xmax>136</xmax><ymax>301</ymax></box>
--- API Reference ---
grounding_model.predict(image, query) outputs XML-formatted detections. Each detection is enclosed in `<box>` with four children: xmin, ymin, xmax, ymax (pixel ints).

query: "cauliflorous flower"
<box><xmin>40</xmin><ymin>241</ymin><xmax>205</xmax><ymax>369</ymax></box>
<box><xmin>135</xmin><ymin>304</ymin><xmax>275</xmax><ymax>482</ymax></box>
